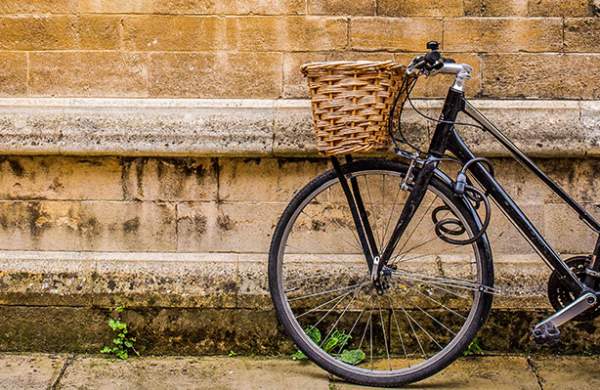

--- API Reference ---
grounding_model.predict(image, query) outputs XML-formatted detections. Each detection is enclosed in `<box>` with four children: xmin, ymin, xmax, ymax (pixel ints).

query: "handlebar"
<box><xmin>406</xmin><ymin>41</ymin><xmax>473</xmax><ymax>92</ymax></box>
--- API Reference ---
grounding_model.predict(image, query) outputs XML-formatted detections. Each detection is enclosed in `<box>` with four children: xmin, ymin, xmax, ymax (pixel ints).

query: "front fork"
<box><xmin>331</xmin><ymin>153</ymin><xmax>438</xmax><ymax>286</ymax></box>
<box><xmin>332</xmin><ymin>88</ymin><xmax>464</xmax><ymax>284</ymax></box>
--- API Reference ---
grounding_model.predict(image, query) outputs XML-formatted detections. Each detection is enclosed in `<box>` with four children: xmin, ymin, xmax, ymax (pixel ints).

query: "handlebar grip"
<box><xmin>424</xmin><ymin>51</ymin><xmax>441</xmax><ymax>65</ymax></box>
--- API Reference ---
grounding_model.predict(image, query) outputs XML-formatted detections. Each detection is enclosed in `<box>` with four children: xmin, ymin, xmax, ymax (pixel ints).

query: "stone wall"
<box><xmin>0</xmin><ymin>0</ymin><xmax>598</xmax><ymax>99</ymax></box>
<box><xmin>0</xmin><ymin>1</ymin><xmax>599</xmax><ymax>353</ymax></box>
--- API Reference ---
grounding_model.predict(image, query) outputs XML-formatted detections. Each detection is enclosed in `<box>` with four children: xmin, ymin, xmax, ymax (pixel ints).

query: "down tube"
<box><xmin>446</xmin><ymin>131</ymin><xmax>585</xmax><ymax>295</ymax></box>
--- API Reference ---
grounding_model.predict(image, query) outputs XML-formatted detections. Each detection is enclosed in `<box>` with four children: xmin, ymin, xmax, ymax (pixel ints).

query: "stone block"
<box><xmin>378</xmin><ymin>0</ymin><xmax>464</xmax><ymax>16</ymax></box>
<box><xmin>0</xmin><ymin>257</ymin><xmax>95</xmax><ymax>306</ymax></box>
<box><xmin>464</xmin><ymin>0</ymin><xmax>528</xmax><ymax>16</ymax></box>
<box><xmin>482</xmin><ymin>54</ymin><xmax>600</xmax><ymax>99</ymax></box>
<box><xmin>77</xmin><ymin>15</ymin><xmax>120</xmax><ymax>50</ymax></box>
<box><xmin>308</xmin><ymin>0</ymin><xmax>375</xmax><ymax>15</ymax></box>
<box><xmin>0</xmin><ymin>157</ymin><xmax>123</xmax><ymax>201</ymax></box>
<box><xmin>177</xmin><ymin>201</ymin><xmax>284</xmax><ymax>253</ymax></box>
<box><xmin>444</xmin><ymin>17</ymin><xmax>562</xmax><ymax>53</ymax></box>
<box><xmin>122</xmin><ymin>16</ymin><xmax>227</xmax><ymax>51</ymax></box>
<box><xmin>57</xmin><ymin>356</ymin><xmax>328</xmax><ymax>390</ymax></box>
<box><xmin>0</xmin><ymin>354</ymin><xmax>66</xmax><ymax>390</ymax></box>
<box><xmin>0</xmin><ymin>52</ymin><xmax>26</xmax><ymax>96</ymax></box>
<box><xmin>216</xmin><ymin>0</ymin><xmax>305</xmax><ymax>14</ymax></box>
<box><xmin>225</xmin><ymin>16</ymin><xmax>347</xmax><ymax>51</ymax></box>
<box><xmin>544</xmin><ymin>203</ymin><xmax>600</xmax><ymax>254</ymax></box>
<box><xmin>0</xmin><ymin>1</ymin><xmax>75</xmax><ymax>14</ymax></box>
<box><xmin>528</xmin><ymin>0</ymin><xmax>591</xmax><ymax>16</ymax></box>
<box><xmin>93</xmin><ymin>258</ymin><xmax>239</xmax><ymax>308</ymax></box>
<box><xmin>148</xmin><ymin>52</ymin><xmax>282</xmax><ymax>98</ymax></box>
<box><xmin>218</xmin><ymin>157</ymin><xmax>328</xmax><ymax>202</ymax></box>
<box><xmin>78</xmin><ymin>0</ymin><xmax>214</xmax><ymax>14</ymax></box>
<box><xmin>122</xmin><ymin>157</ymin><xmax>218</xmax><ymax>201</ymax></box>
<box><xmin>29</xmin><ymin>52</ymin><xmax>148</xmax><ymax>97</ymax></box>
<box><xmin>0</xmin><ymin>16</ymin><xmax>77</xmax><ymax>50</ymax></box>
<box><xmin>0</xmin><ymin>200</ymin><xmax>177</xmax><ymax>251</ymax></box>
<box><xmin>565</xmin><ymin>18</ymin><xmax>600</xmax><ymax>52</ymax></box>
<box><xmin>531</xmin><ymin>356</ymin><xmax>600</xmax><ymax>390</ymax></box>
<box><xmin>350</xmin><ymin>17</ymin><xmax>442</xmax><ymax>51</ymax></box>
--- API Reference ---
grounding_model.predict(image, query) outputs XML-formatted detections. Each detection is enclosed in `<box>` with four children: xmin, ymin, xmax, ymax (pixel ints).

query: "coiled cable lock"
<box><xmin>432</xmin><ymin>158</ymin><xmax>494</xmax><ymax>245</ymax></box>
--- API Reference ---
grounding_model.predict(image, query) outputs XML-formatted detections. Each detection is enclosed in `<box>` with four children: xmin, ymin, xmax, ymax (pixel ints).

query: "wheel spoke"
<box><xmin>275</xmin><ymin>167</ymin><xmax>490</xmax><ymax>378</ymax></box>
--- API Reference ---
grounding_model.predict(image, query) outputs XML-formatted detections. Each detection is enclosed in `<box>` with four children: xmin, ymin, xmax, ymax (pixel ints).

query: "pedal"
<box><xmin>531</xmin><ymin>291</ymin><xmax>597</xmax><ymax>346</ymax></box>
<box><xmin>532</xmin><ymin>322</ymin><xmax>560</xmax><ymax>345</ymax></box>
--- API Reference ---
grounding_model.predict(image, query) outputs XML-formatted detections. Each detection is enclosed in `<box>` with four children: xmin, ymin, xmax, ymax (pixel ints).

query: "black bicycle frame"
<box><xmin>336</xmin><ymin>87</ymin><xmax>600</xmax><ymax>296</ymax></box>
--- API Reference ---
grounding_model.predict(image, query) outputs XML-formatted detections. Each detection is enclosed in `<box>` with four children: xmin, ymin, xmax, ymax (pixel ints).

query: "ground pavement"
<box><xmin>2</xmin><ymin>353</ymin><xmax>599</xmax><ymax>389</ymax></box>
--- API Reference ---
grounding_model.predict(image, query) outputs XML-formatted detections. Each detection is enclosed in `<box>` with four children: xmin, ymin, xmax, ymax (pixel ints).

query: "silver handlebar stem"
<box><xmin>405</xmin><ymin>58</ymin><xmax>473</xmax><ymax>93</ymax></box>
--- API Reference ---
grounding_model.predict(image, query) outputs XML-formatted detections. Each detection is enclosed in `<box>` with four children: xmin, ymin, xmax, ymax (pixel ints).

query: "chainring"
<box><xmin>547</xmin><ymin>255</ymin><xmax>600</xmax><ymax>321</ymax></box>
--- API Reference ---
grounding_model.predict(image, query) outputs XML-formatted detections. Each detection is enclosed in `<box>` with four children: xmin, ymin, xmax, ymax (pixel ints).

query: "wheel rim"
<box><xmin>274</xmin><ymin>168</ymin><xmax>484</xmax><ymax>378</ymax></box>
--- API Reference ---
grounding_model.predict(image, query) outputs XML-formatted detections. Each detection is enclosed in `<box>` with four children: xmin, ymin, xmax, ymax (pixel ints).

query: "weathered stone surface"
<box><xmin>148</xmin><ymin>52</ymin><xmax>282</xmax><ymax>98</ymax></box>
<box><xmin>58</xmin><ymin>356</ymin><xmax>328</xmax><ymax>389</ymax></box>
<box><xmin>77</xmin><ymin>15</ymin><xmax>121</xmax><ymax>50</ymax></box>
<box><xmin>482</xmin><ymin>54</ymin><xmax>600</xmax><ymax>99</ymax></box>
<box><xmin>0</xmin><ymin>306</ymin><xmax>110</xmax><ymax>352</ymax></box>
<box><xmin>0</xmin><ymin>98</ymin><xmax>597</xmax><ymax>158</ymax></box>
<box><xmin>0</xmin><ymin>157</ymin><xmax>123</xmax><ymax>200</ymax></box>
<box><xmin>308</xmin><ymin>0</ymin><xmax>375</xmax><ymax>15</ymax></box>
<box><xmin>0</xmin><ymin>52</ymin><xmax>26</xmax><ymax>96</ymax></box>
<box><xmin>0</xmin><ymin>201</ymin><xmax>176</xmax><ymax>251</ymax></box>
<box><xmin>0</xmin><ymin>354</ymin><xmax>66</xmax><ymax>390</ymax></box>
<box><xmin>78</xmin><ymin>0</ymin><xmax>214</xmax><ymax>14</ymax></box>
<box><xmin>528</xmin><ymin>0</ymin><xmax>591</xmax><ymax>16</ymax></box>
<box><xmin>29</xmin><ymin>52</ymin><xmax>148</xmax><ymax>97</ymax></box>
<box><xmin>350</xmin><ymin>17</ymin><xmax>443</xmax><ymax>51</ymax></box>
<box><xmin>123</xmin><ymin>16</ymin><xmax>226</xmax><ymax>51</ymax></box>
<box><xmin>444</xmin><ymin>17</ymin><xmax>562</xmax><ymax>53</ymax></box>
<box><xmin>0</xmin><ymin>16</ymin><xmax>77</xmax><ymax>50</ymax></box>
<box><xmin>544</xmin><ymin>203</ymin><xmax>600</xmax><ymax>254</ymax></box>
<box><xmin>78</xmin><ymin>0</ymin><xmax>304</xmax><ymax>15</ymax></box>
<box><xmin>378</xmin><ymin>0</ymin><xmax>464</xmax><ymax>16</ymax></box>
<box><xmin>0</xmin><ymin>1</ymin><xmax>75</xmax><ymax>14</ymax></box>
<box><xmin>177</xmin><ymin>202</ymin><xmax>284</xmax><ymax>252</ymax></box>
<box><xmin>565</xmin><ymin>18</ymin><xmax>600</xmax><ymax>53</ymax></box>
<box><xmin>464</xmin><ymin>0</ymin><xmax>528</xmax><ymax>16</ymax></box>
<box><xmin>334</xmin><ymin>357</ymin><xmax>539</xmax><ymax>389</ymax></box>
<box><xmin>219</xmin><ymin>157</ymin><xmax>327</xmax><ymax>202</ymax></box>
<box><xmin>225</xmin><ymin>16</ymin><xmax>347</xmax><ymax>51</ymax></box>
<box><xmin>122</xmin><ymin>157</ymin><xmax>218</xmax><ymax>201</ymax></box>
<box><xmin>531</xmin><ymin>356</ymin><xmax>600</xmax><ymax>390</ymax></box>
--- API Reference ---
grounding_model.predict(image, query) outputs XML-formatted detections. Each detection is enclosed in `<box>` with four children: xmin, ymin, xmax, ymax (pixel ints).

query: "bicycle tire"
<box><xmin>269</xmin><ymin>158</ymin><xmax>493</xmax><ymax>387</ymax></box>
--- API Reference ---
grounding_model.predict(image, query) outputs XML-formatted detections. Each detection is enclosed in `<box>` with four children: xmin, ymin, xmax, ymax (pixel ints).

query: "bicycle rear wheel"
<box><xmin>268</xmin><ymin>159</ymin><xmax>493</xmax><ymax>387</ymax></box>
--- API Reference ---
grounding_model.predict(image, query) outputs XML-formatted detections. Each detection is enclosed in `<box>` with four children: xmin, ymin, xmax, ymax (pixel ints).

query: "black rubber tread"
<box><xmin>268</xmin><ymin>159</ymin><xmax>494</xmax><ymax>387</ymax></box>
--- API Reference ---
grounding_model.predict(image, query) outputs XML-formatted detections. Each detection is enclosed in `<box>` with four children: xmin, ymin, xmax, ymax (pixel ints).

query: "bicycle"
<box><xmin>268</xmin><ymin>41</ymin><xmax>600</xmax><ymax>387</ymax></box>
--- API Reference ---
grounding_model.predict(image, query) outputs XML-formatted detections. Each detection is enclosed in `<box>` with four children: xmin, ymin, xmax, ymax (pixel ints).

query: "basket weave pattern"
<box><xmin>302</xmin><ymin>61</ymin><xmax>407</xmax><ymax>156</ymax></box>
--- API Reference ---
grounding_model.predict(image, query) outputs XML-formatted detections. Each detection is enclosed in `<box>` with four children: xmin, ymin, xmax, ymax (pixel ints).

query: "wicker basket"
<box><xmin>302</xmin><ymin>60</ymin><xmax>409</xmax><ymax>156</ymax></box>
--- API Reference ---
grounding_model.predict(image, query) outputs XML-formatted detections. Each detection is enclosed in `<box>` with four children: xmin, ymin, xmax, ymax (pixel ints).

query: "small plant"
<box><xmin>228</xmin><ymin>350</ymin><xmax>238</xmax><ymax>357</ymax></box>
<box><xmin>100</xmin><ymin>305</ymin><xmax>139</xmax><ymax>360</ymax></box>
<box><xmin>291</xmin><ymin>327</ymin><xmax>365</xmax><ymax>365</ymax></box>
<box><xmin>463</xmin><ymin>337</ymin><xmax>484</xmax><ymax>357</ymax></box>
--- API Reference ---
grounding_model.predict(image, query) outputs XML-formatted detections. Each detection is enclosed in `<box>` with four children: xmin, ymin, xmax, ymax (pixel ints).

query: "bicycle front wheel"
<box><xmin>268</xmin><ymin>159</ymin><xmax>493</xmax><ymax>387</ymax></box>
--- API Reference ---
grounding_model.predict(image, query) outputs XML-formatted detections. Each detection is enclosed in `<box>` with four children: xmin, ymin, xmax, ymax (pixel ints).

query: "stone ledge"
<box><xmin>0</xmin><ymin>250</ymin><xmax>555</xmax><ymax>310</ymax></box>
<box><xmin>0</xmin><ymin>98</ymin><xmax>597</xmax><ymax>158</ymax></box>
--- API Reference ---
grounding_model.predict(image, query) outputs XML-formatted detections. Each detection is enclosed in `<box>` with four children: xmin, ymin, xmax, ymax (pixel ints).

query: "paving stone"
<box><xmin>531</xmin><ymin>355</ymin><xmax>600</xmax><ymax>390</ymax></box>
<box><xmin>56</xmin><ymin>356</ymin><xmax>329</xmax><ymax>389</ymax></box>
<box><xmin>331</xmin><ymin>356</ymin><xmax>539</xmax><ymax>389</ymax></box>
<box><xmin>0</xmin><ymin>353</ymin><xmax>66</xmax><ymax>390</ymax></box>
